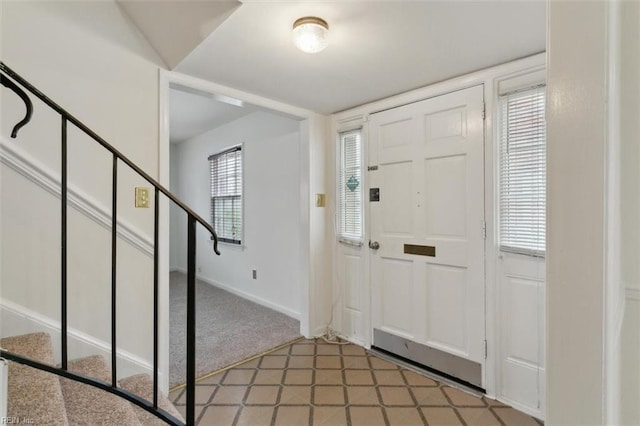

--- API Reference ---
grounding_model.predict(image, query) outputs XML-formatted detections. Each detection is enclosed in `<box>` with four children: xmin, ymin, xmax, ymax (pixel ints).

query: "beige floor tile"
<box><xmin>442</xmin><ymin>386</ymin><xmax>486</xmax><ymax>407</ymax></box>
<box><xmin>379</xmin><ymin>386</ymin><xmax>416</xmax><ymax>406</ymax></box>
<box><xmin>493</xmin><ymin>407</ymin><xmax>541</xmax><ymax>426</ymax></box>
<box><xmin>313</xmin><ymin>406</ymin><xmax>348</xmax><ymax>426</ymax></box>
<box><xmin>374</xmin><ymin>370</ymin><xmax>406</xmax><ymax>385</ymax></box>
<box><xmin>197</xmin><ymin>372</ymin><xmax>225</xmax><ymax>385</ymax></box>
<box><xmin>198</xmin><ymin>405</ymin><xmax>239</xmax><ymax>426</ymax></box>
<box><xmin>349</xmin><ymin>406</ymin><xmax>387</xmax><ymax>426</ymax></box>
<box><xmin>313</xmin><ymin>385</ymin><xmax>346</xmax><ymax>405</ymax></box>
<box><xmin>253</xmin><ymin>369</ymin><xmax>284</xmax><ymax>385</ymax></box>
<box><xmin>316</xmin><ymin>355</ymin><xmax>342</xmax><ymax>369</ymax></box>
<box><xmin>222</xmin><ymin>369</ymin><xmax>255</xmax><ymax>385</ymax></box>
<box><xmin>421</xmin><ymin>407</ymin><xmax>464</xmax><ymax>425</ymax></box>
<box><xmin>274</xmin><ymin>406</ymin><xmax>310</xmax><ymax>426</ymax></box>
<box><xmin>279</xmin><ymin>385</ymin><xmax>312</xmax><ymax>405</ymax></box>
<box><xmin>269</xmin><ymin>346</ymin><xmax>291</xmax><ymax>356</ymax></box>
<box><xmin>168</xmin><ymin>388</ymin><xmax>183</xmax><ymax>403</ymax></box>
<box><xmin>235</xmin><ymin>406</ymin><xmax>274</xmax><ymax>426</ymax></box>
<box><xmin>346</xmin><ymin>386</ymin><xmax>380</xmax><ymax>405</ymax></box>
<box><xmin>287</xmin><ymin>355</ymin><xmax>314</xmax><ymax>369</ymax></box>
<box><xmin>344</xmin><ymin>369</ymin><xmax>375</xmax><ymax>385</ymax></box>
<box><xmin>176</xmin><ymin>405</ymin><xmax>204</xmax><ymax>422</ymax></box>
<box><xmin>236</xmin><ymin>358</ymin><xmax>261</xmax><ymax>369</ymax></box>
<box><xmin>385</xmin><ymin>407</ymin><xmax>425</xmax><ymax>426</ymax></box>
<box><xmin>369</xmin><ymin>357</ymin><xmax>400</xmax><ymax>370</ymax></box>
<box><xmin>290</xmin><ymin>344</ymin><xmax>315</xmax><ymax>356</ymax></box>
<box><xmin>483</xmin><ymin>396</ymin><xmax>509</xmax><ymax>407</ymax></box>
<box><xmin>412</xmin><ymin>387</ymin><xmax>450</xmax><ymax>406</ymax></box>
<box><xmin>260</xmin><ymin>355</ymin><xmax>288</xmax><ymax>369</ymax></box>
<box><xmin>342</xmin><ymin>345</ymin><xmax>367</xmax><ymax>356</ymax></box>
<box><xmin>175</xmin><ymin>385</ymin><xmax>216</xmax><ymax>404</ymax></box>
<box><xmin>457</xmin><ymin>408</ymin><xmax>502</xmax><ymax>426</ymax></box>
<box><xmin>210</xmin><ymin>386</ymin><xmax>248</xmax><ymax>404</ymax></box>
<box><xmin>343</xmin><ymin>355</ymin><xmax>370</xmax><ymax>369</ymax></box>
<box><xmin>244</xmin><ymin>385</ymin><xmax>279</xmax><ymax>405</ymax></box>
<box><xmin>314</xmin><ymin>369</ymin><xmax>344</xmax><ymax>385</ymax></box>
<box><xmin>284</xmin><ymin>369</ymin><xmax>313</xmax><ymax>385</ymax></box>
<box><xmin>402</xmin><ymin>370</ymin><xmax>438</xmax><ymax>387</ymax></box>
<box><xmin>316</xmin><ymin>344</ymin><xmax>342</xmax><ymax>355</ymax></box>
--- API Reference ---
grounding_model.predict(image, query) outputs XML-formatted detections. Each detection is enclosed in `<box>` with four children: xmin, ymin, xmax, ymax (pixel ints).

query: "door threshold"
<box><xmin>369</xmin><ymin>346</ymin><xmax>485</xmax><ymax>397</ymax></box>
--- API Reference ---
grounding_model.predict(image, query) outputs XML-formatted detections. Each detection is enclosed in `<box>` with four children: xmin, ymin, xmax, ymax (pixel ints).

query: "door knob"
<box><xmin>369</xmin><ymin>240</ymin><xmax>380</xmax><ymax>250</ymax></box>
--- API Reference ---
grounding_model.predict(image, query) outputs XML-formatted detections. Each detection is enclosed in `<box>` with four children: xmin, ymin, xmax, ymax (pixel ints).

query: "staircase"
<box><xmin>1</xmin><ymin>61</ymin><xmax>220</xmax><ymax>425</ymax></box>
<box><xmin>1</xmin><ymin>332</ymin><xmax>183</xmax><ymax>425</ymax></box>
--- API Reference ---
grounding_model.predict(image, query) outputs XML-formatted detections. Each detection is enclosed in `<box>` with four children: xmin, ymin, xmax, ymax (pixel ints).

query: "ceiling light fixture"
<box><xmin>292</xmin><ymin>16</ymin><xmax>329</xmax><ymax>54</ymax></box>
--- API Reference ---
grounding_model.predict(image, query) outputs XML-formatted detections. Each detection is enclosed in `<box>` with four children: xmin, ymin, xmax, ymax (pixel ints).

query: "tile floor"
<box><xmin>169</xmin><ymin>338</ymin><xmax>542</xmax><ymax>426</ymax></box>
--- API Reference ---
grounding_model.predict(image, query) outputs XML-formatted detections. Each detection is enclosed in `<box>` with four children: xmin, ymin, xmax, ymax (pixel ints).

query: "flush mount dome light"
<box><xmin>292</xmin><ymin>16</ymin><xmax>329</xmax><ymax>53</ymax></box>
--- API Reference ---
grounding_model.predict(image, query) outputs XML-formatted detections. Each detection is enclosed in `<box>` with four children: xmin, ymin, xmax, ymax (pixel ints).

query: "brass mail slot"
<box><xmin>404</xmin><ymin>244</ymin><xmax>436</xmax><ymax>257</ymax></box>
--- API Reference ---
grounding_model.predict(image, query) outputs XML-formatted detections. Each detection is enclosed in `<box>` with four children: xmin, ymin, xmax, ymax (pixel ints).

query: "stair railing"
<box><xmin>0</xmin><ymin>62</ymin><xmax>218</xmax><ymax>426</ymax></box>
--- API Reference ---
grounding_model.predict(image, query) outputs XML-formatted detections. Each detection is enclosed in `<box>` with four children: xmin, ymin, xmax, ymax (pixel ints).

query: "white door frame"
<box><xmin>157</xmin><ymin>69</ymin><xmax>322</xmax><ymax>393</ymax></box>
<box><xmin>331</xmin><ymin>53</ymin><xmax>546</xmax><ymax>399</ymax></box>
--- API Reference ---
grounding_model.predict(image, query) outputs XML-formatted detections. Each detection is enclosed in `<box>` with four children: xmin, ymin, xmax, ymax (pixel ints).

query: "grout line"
<box><xmin>169</xmin><ymin>336</ymin><xmax>305</xmax><ymax>393</ymax></box>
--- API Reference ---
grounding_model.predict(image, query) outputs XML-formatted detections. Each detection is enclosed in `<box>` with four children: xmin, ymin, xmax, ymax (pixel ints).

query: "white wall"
<box><xmin>1</xmin><ymin>0</ymin><xmax>166</xmax><ymax>383</ymax></box>
<box><xmin>619</xmin><ymin>1</ymin><xmax>640</xmax><ymax>424</ymax></box>
<box><xmin>170</xmin><ymin>111</ymin><xmax>302</xmax><ymax>318</ymax></box>
<box><xmin>546</xmin><ymin>2</ymin><xmax>609</xmax><ymax>424</ymax></box>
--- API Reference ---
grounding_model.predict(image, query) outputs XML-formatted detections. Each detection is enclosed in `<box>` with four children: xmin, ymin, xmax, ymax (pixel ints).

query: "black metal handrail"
<box><xmin>0</xmin><ymin>62</ymin><xmax>219</xmax><ymax>426</ymax></box>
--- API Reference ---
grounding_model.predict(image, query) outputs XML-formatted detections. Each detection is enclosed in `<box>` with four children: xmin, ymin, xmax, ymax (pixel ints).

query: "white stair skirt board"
<box><xmin>0</xmin><ymin>358</ymin><xmax>7</xmax><ymax>420</ymax></box>
<box><xmin>0</xmin><ymin>299</ymin><xmax>156</xmax><ymax>382</ymax></box>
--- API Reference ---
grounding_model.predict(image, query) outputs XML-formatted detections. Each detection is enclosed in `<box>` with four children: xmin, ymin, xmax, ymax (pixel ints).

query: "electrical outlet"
<box><xmin>252</xmin><ymin>269</ymin><xmax>257</xmax><ymax>279</ymax></box>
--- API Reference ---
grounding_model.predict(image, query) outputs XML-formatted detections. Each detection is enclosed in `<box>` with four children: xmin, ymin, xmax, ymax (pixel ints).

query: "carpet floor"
<box><xmin>169</xmin><ymin>271</ymin><xmax>301</xmax><ymax>388</ymax></box>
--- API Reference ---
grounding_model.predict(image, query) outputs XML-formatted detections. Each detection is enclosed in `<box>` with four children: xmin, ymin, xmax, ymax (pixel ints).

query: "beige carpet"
<box><xmin>169</xmin><ymin>271</ymin><xmax>301</xmax><ymax>388</ymax></box>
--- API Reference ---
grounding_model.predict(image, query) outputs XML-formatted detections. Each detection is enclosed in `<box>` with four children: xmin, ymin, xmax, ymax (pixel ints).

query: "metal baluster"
<box><xmin>111</xmin><ymin>155</ymin><xmax>118</xmax><ymax>386</ymax></box>
<box><xmin>153</xmin><ymin>188</ymin><xmax>159</xmax><ymax>409</ymax></box>
<box><xmin>61</xmin><ymin>116</ymin><xmax>68</xmax><ymax>370</ymax></box>
<box><xmin>186</xmin><ymin>216</ymin><xmax>197</xmax><ymax>426</ymax></box>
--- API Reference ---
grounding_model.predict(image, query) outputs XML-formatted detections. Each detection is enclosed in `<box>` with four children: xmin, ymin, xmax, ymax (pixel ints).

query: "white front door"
<box><xmin>369</xmin><ymin>85</ymin><xmax>486</xmax><ymax>386</ymax></box>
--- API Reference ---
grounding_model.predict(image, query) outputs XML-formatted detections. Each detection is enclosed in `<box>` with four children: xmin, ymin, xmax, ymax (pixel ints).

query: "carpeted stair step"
<box><xmin>0</xmin><ymin>332</ymin><xmax>69</xmax><ymax>425</ymax></box>
<box><xmin>60</xmin><ymin>355</ymin><xmax>141</xmax><ymax>426</ymax></box>
<box><xmin>119</xmin><ymin>374</ymin><xmax>184</xmax><ymax>425</ymax></box>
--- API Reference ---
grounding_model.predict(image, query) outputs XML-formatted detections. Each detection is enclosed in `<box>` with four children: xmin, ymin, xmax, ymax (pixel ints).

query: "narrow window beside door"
<box><xmin>209</xmin><ymin>145</ymin><xmax>243</xmax><ymax>244</ymax></box>
<box><xmin>338</xmin><ymin>129</ymin><xmax>363</xmax><ymax>242</ymax></box>
<box><xmin>499</xmin><ymin>86</ymin><xmax>546</xmax><ymax>256</ymax></box>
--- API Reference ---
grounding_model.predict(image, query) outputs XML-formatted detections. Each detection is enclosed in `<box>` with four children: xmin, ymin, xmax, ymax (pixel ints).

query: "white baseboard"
<box><xmin>172</xmin><ymin>268</ymin><xmax>300</xmax><ymax>320</ymax></box>
<box><xmin>0</xmin><ymin>299</ymin><xmax>157</xmax><ymax>383</ymax></box>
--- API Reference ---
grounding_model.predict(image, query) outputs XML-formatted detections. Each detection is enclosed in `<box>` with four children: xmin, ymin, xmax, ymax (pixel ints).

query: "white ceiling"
<box><xmin>169</xmin><ymin>85</ymin><xmax>259</xmax><ymax>143</ymax></box>
<box><xmin>175</xmin><ymin>1</ymin><xmax>546</xmax><ymax>114</ymax></box>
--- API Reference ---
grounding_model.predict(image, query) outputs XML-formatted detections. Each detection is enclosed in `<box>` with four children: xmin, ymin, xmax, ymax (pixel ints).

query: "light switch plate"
<box><xmin>135</xmin><ymin>187</ymin><xmax>150</xmax><ymax>208</ymax></box>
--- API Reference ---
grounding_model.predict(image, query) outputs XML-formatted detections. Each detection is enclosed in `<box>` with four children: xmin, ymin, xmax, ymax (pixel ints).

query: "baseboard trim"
<box><xmin>171</xmin><ymin>268</ymin><xmax>300</xmax><ymax>320</ymax></box>
<box><xmin>0</xmin><ymin>298</ymin><xmax>155</xmax><ymax>381</ymax></box>
<box><xmin>0</xmin><ymin>141</ymin><xmax>153</xmax><ymax>257</ymax></box>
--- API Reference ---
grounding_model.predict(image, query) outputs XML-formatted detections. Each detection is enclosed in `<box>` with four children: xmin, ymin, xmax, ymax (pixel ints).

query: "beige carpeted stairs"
<box><xmin>1</xmin><ymin>332</ymin><xmax>183</xmax><ymax>425</ymax></box>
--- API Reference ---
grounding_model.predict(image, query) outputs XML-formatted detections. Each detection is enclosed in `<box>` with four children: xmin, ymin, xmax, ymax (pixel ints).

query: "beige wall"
<box><xmin>1</xmin><ymin>0</ymin><xmax>165</xmax><ymax>379</ymax></box>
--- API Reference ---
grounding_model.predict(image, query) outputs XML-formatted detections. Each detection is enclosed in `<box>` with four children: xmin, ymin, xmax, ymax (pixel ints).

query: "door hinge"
<box><xmin>482</xmin><ymin>102</ymin><xmax>486</xmax><ymax>120</ymax></box>
<box><xmin>482</xmin><ymin>221</ymin><xmax>487</xmax><ymax>240</ymax></box>
<box><xmin>484</xmin><ymin>340</ymin><xmax>488</xmax><ymax>359</ymax></box>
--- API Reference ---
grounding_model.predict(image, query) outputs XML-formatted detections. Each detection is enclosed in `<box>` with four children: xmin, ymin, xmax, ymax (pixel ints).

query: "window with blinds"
<box><xmin>499</xmin><ymin>86</ymin><xmax>546</xmax><ymax>256</ymax></box>
<box><xmin>338</xmin><ymin>129</ymin><xmax>363</xmax><ymax>241</ymax></box>
<box><xmin>209</xmin><ymin>146</ymin><xmax>242</xmax><ymax>244</ymax></box>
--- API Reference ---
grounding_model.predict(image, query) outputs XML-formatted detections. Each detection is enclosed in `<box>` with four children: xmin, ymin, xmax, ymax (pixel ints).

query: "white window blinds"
<box><xmin>209</xmin><ymin>146</ymin><xmax>242</xmax><ymax>244</ymax></box>
<box><xmin>338</xmin><ymin>129</ymin><xmax>363</xmax><ymax>241</ymax></box>
<box><xmin>499</xmin><ymin>86</ymin><xmax>546</xmax><ymax>256</ymax></box>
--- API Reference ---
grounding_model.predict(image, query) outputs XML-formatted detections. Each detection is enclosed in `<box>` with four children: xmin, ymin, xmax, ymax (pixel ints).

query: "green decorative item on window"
<box><xmin>346</xmin><ymin>175</ymin><xmax>359</xmax><ymax>192</ymax></box>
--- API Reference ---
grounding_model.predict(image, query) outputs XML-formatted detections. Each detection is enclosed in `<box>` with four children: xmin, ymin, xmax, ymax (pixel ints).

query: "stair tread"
<box><xmin>60</xmin><ymin>355</ymin><xmax>141</xmax><ymax>426</ymax></box>
<box><xmin>119</xmin><ymin>374</ymin><xmax>185</xmax><ymax>425</ymax></box>
<box><xmin>1</xmin><ymin>332</ymin><xmax>69</xmax><ymax>425</ymax></box>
